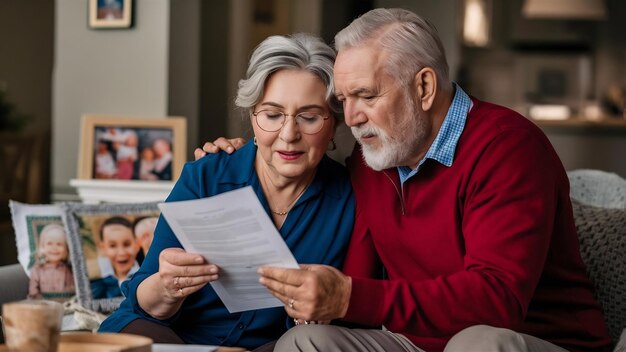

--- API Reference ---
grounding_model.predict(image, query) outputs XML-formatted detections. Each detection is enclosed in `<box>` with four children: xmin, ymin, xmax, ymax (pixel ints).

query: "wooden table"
<box><xmin>0</xmin><ymin>332</ymin><xmax>247</xmax><ymax>351</ymax></box>
<box><xmin>0</xmin><ymin>346</ymin><xmax>246</xmax><ymax>352</ymax></box>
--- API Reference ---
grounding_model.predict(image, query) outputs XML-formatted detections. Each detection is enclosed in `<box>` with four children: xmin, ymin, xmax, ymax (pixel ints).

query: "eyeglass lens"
<box><xmin>255</xmin><ymin>110</ymin><xmax>326</xmax><ymax>134</ymax></box>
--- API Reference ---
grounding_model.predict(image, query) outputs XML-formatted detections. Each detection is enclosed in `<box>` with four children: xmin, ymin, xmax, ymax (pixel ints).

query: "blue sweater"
<box><xmin>99</xmin><ymin>141</ymin><xmax>354</xmax><ymax>349</ymax></box>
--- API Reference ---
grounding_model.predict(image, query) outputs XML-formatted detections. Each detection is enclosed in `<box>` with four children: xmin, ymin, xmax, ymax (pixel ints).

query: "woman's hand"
<box><xmin>137</xmin><ymin>248</ymin><xmax>219</xmax><ymax>320</ymax></box>
<box><xmin>193</xmin><ymin>137</ymin><xmax>246</xmax><ymax>160</ymax></box>
<box><xmin>158</xmin><ymin>248</ymin><xmax>219</xmax><ymax>302</ymax></box>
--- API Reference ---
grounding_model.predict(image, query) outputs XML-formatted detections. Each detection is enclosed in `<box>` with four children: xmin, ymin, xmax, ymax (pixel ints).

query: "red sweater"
<box><xmin>343</xmin><ymin>98</ymin><xmax>611</xmax><ymax>352</ymax></box>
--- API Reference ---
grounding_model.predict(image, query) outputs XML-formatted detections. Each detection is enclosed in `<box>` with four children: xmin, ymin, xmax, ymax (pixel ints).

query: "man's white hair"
<box><xmin>335</xmin><ymin>8</ymin><xmax>450</xmax><ymax>89</ymax></box>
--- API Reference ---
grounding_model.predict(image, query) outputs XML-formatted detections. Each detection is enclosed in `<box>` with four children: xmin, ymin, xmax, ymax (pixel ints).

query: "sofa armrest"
<box><xmin>0</xmin><ymin>264</ymin><xmax>28</xmax><ymax>310</ymax></box>
<box><xmin>615</xmin><ymin>329</ymin><xmax>626</xmax><ymax>352</ymax></box>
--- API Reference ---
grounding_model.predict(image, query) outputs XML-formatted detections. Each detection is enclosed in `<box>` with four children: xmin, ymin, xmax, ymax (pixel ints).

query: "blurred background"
<box><xmin>0</xmin><ymin>0</ymin><xmax>625</xmax><ymax>258</ymax></box>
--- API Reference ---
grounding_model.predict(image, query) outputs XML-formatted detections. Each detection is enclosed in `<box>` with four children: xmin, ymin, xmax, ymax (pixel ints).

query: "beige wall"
<box><xmin>52</xmin><ymin>0</ymin><xmax>171</xmax><ymax>198</ymax></box>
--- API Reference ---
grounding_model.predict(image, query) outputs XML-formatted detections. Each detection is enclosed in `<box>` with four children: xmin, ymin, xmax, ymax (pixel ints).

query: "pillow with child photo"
<box><xmin>61</xmin><ymin>202</ymin><xmax>160</xmax><ymax>313</ymax></box>
<box><xmin>9</xmin><ymin>201</ymin><xmax>76</xmax><ymax>302</ymax></box>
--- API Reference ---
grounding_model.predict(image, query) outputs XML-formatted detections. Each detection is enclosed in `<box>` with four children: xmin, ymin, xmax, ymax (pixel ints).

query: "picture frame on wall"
<box><xmin>77</xmin><ymin>114</ymin><xmax>187</xmax><ymax>182</ymax></box>
<box><xmin>89</xmin><ymin>0</ymin><xmax>133</xmax><ymax>29</ymax></box>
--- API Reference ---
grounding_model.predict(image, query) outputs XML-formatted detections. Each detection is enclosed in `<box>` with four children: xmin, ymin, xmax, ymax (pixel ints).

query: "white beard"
<box><xmin>351</xmin><ymin>95</ymin><xmax>426</xmax><ymax>171</ymax></box>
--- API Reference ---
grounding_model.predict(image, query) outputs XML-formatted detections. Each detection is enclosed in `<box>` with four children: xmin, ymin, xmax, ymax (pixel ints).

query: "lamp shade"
<box><xmin>463</xmin><ymin>0</ymin><xmax>491</xmax><ymax>47</ymax></box>
<box><xmin>522</xmin><ymin>0</ymin><xmax>606</xmax><ymax>20</ymax></box>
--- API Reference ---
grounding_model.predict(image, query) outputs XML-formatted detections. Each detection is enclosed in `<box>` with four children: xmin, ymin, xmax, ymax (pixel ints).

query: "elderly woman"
<box><xmin>98</xmin><ymin>33</ymin><xmax>354</xmax><ymax>350</ymax></box>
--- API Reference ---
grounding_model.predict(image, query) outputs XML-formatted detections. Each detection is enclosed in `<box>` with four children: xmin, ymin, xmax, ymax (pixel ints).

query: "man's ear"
<box><xmin>413</xmin><ymin>67</ymin><xmax>437</xmax><ymax>111</ymax></box>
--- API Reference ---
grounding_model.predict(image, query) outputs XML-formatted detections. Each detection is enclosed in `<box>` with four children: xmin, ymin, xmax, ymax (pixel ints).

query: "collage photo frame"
<box><xmin>10</xmin><ymin>200</ymin><xmax>162</xmax><ymax>314</ymax></box>
<box><xmin>61</xmin><ymin>201</ymin><xmax>160</xmax><ymax>313</ymax></box>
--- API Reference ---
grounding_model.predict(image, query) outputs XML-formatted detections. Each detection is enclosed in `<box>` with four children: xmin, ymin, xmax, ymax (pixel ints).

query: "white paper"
<box><xmin>153</xmin><ymin>344</ymin><xmax>217</xmax><ymax>352</ymax></box>
<box><xmin>158</xmin><ymin>186</ymin><xmax>299</xmax><ymax>313</ymax></box>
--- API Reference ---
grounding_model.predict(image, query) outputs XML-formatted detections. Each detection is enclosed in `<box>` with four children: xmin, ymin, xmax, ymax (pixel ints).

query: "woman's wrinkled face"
<box><xmin>252</xmin><ymin>69</ymin><xmax>335</xmax><ymax>181</ymax></box>
<box><xmin>100</xmin><ymin>224</ymin><xmax>139</xmax><ymax>278</ymax></box>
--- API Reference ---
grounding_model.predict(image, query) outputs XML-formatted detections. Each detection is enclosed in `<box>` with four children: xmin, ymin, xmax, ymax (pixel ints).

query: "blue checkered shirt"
<box><xmin>398</xmin><ymin>83</ymin><xmax>472</xmax><ymax>185</ymax></box>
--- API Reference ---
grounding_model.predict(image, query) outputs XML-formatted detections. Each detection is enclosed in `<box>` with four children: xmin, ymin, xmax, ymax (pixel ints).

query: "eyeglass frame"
<box><xmin>252</xmin><ymin>109</ymin><xmax>331</xmax><ymax>135</ymax></box>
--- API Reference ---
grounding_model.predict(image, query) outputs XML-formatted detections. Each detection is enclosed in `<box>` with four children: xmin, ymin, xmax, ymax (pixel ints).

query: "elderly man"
<box><xmin>200</xmin><ymin>8</ymin><xmax>611</xmax><ymax>352</ymax></box>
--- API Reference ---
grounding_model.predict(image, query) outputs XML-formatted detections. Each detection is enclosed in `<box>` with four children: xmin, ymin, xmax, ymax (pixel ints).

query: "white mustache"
<box><xmin>351</xmin><ymin>125</ymin><xmax>381</xmax><ymax>141</ymax></box>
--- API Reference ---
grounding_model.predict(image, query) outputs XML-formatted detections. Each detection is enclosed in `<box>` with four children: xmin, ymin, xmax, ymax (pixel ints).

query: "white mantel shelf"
<box><xmin>69</xmin><ymin>179</ymin><xmax>174</xmax><ymax>204</ymax></box>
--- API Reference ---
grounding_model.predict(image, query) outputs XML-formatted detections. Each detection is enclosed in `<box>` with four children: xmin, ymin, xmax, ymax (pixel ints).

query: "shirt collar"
<box><xmin>397</xmin><ymin>83</ymin><xmax>472</xmax><ymax>184</ymax></box>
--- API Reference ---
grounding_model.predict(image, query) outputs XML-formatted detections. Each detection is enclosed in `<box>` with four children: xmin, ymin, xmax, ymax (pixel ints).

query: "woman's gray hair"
<box><xmin>334</xmin><ymin>8</ymin><xmax>450</xmax><ymax>89</ymax></box>
<box><xmin>236</xmin><ymin>33</ymin><xmax>341</xmax><ymax>118</ymax></box>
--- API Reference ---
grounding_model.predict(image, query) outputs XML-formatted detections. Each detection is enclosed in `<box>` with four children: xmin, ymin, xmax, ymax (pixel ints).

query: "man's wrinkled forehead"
<box><xmin>334</xmin><ymin>45</ymin><xmax>388</xmax><ymax>90</ymax></box>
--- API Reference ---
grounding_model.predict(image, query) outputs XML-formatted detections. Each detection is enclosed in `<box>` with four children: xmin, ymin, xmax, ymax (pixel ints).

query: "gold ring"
<box><xmin>288</xmin><ymin>298</ymin><xmax>294</xmax><ymax>309</ymax></box>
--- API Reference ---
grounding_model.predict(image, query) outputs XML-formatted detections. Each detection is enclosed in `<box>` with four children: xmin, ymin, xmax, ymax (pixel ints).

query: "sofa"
<box><xmin>1</xmin><ymin>170</ymin><xmax>625</xmax><ymax>350</ymax></box>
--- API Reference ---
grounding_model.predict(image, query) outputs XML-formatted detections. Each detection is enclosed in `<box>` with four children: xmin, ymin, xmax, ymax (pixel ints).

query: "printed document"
<box><xmin>153</xmin><ymin>344</ymin><xmax>217</xmax><ymax>352</ymax></box>
<box><xmin>158</xmin><ymin>186</ymin><xmax>299</xmax><ymax>312</ymax></box>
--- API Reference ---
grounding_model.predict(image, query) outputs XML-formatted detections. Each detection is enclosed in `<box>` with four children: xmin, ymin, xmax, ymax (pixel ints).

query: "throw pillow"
<box><xmin>572</xmin><ymin>200</ymin><xmax>626</xmax><ymax>344</ymax></box>
<box><xmin>9</xmin><ymin>200</ymin><xmax>76</xmax><ymax>302</ymax></box>
<box><xmin>615</xmin><ymin>329</ymin><xmax>626</xmax><ymax>352</ymax></box>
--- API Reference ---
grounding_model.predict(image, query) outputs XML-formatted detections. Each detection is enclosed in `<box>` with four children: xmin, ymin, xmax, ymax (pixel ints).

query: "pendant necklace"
<box><xmin>270</xmin><ymin>185</ymin><xmax>308</xmax><ymax>216</ymax></box>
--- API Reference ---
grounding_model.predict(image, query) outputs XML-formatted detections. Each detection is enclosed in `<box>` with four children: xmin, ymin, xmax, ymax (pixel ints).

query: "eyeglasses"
<box><xmin>253</xmin><ymin>109</ymin><xmax>330</xmax><ymax>135</ymax></box>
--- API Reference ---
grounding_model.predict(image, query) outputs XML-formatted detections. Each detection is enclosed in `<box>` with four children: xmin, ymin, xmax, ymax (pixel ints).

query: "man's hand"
<box><xmin>258</xmin><ymin>264</ymin><xmax>352</xmax><ymax>322</ymax></box>
<box><xmin>193</xmin><ymin>137</ymin><xmax>246</xmax><ymax>160</ymax></box>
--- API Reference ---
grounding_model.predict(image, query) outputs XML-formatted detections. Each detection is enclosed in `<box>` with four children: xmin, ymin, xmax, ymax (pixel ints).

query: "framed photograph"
<box><xmin>62</xmin><ymin>202</ymin><xmax>161</xmax><ymax>313</ymax></box>
<box><xmin>89</xmin><ymin>0</ymin><xmax>133</xmax><ymax>29</ymax></box>
<box><xmin>77</xmin><ymin>114</ymin><xmax>187</xmax><ymax>182</ymax></box>
<box><xmin>9</xmin><ymin>201</ymin><xmax>76</xmax><ymax>303</ymax></box>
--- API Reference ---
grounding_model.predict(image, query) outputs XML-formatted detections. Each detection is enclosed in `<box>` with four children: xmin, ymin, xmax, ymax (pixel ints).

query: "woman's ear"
<box><xmin>413</xmin><ymin>67</ymin><xmax>437</xmax><ymax>111</ymax></box>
